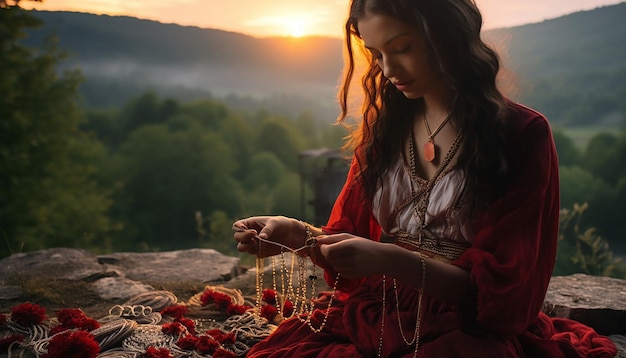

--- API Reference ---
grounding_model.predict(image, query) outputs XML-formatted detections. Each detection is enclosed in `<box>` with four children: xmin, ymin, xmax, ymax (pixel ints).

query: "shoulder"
<box><xmin>503</xmin><ymin>100</ymin><xmax>553</xmax><ymax>146</ymax></box>
<box><xmin>505</xmin><ymin>100</ymin><xmax>550</xmax><ymax>131</ymax></box>
<box><xmin>501</xmin><ymin>101</ymin><xmax>558</xmax><ymax>175</ymax></box>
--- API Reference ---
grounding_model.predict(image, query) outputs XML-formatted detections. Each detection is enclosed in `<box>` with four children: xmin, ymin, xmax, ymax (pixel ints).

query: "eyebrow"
<box><xmin>364</xmin><ymin>31</ymin><xmax>413</xmax><ymax>51</ymax></box>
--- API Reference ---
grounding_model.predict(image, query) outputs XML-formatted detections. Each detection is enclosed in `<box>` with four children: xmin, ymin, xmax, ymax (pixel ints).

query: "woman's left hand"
<box><xmin>316</xmin><ymin>234</ymin><xmax>388</xmax><ymax>279</ymax></box>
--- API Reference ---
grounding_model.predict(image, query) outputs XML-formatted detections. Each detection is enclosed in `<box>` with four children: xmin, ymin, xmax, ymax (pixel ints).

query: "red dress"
<box><xmin>247</xmin><ymin>103</ymin><xmax>618</xmax><ymax>357</ymax></box>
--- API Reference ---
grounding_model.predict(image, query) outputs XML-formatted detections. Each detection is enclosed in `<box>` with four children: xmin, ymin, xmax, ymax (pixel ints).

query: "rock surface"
<box><xmin>543</xmin><ymin>273</ymin><xmax>626</xmax><ymax>335</ymax></box>
<box><xmin>0</xmin><ymin>248</ymin><xmax>248</xmax><ymax>318</ymax></box>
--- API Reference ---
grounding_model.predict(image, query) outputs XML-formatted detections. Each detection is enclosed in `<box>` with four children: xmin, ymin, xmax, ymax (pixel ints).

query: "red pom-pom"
<box><xmin>0</xmin><ymin>313</ymin><xmax>7</xmax><ymax>326</ymax></box>
<box><xmin>206</xmin><ymin>329</ymin><xmax>236</xmax><ymax>345</ymax></box>
<box><xmin>11</xmin><ymin>303</ymin><xmax>47</xmax><ymax>327</ymax></box>
<box><xmin>143</xmin><ymin>347</ymin><xmax>173</xmax><ymax>358</ymax></box>
<box><xmin>226</xmin><ymin>304</ymin><xmax>250</xmax><ymax>316</ymax></box>
<box><xmin>260</xmin><ymin>304</ymin><xmax>278</xmax><ymax>321</ymax></box>
<box><xmin>162</xmin><ymin>322</ymin><xmax>186</xmax><ymax>336</ymax></box>
<box><xmin>160</xmin><ymin>305</ymin><xmax>188</xmax><ymax>319</ymax></box>
<box><xmin>56</xmin><ymin>308</ymin><xmax>84</xmax><ymax>326</ymax></box>
<box><xmin>49</xmin><ymin>324</ymin><xmax>69</xmax><ymax>335</ymax></box>
<box><xmin>200</xmin><ymin>290</ymin><xmax>232</xmax><ymax>310</ymax></box>
<box><xmin>213</xmin><ymin>348</ymin><xmax>237</xmax><ymax>358</ymax></box>
<box><xmin>0</xmin><ymin>333</ymin><xmax>24</xmax><ymax>350</ymax></box>
<box><xmin>42</xmin><ymin>330</ymin><xmax>99</xmax><ymax>358</ymax></box>
<box><xmin>261</xmin><ymin>289</ymin><xmax>277</xmax><ymax>304</ymax></box>
<box><xmin>55</xmin><ymin>308</ymin><xmax>100</xmax><ymax>331</ymax></box>
<box><xmin>283</xmin><ymin>300</ymin><xmax>294</xmax><ymax>317</ymax></box>
<box><xmin>81</xmin><ymin>317</ymin><xmax>100</xmax><ymax>331</ymax></box>
<box><xmin>195</xmin><ymin>335</ymin><xmax>220</xmax><ymax>355</ymax></box>
<box><xmin>176</xmin><ymin>317</ymin><xmax>196</xmax><ymax>335</ymax></box>
<box><xmin>175</xmin><ymin>334</ymin><xmax>198</xmax><ymax>350</ymax></box>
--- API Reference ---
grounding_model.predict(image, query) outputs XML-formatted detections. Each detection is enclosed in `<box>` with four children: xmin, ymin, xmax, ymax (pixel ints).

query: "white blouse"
<box><xmin>371</xmin><ymin>157</ymin><xmax>474</xmax><ymax>245</ymax></box>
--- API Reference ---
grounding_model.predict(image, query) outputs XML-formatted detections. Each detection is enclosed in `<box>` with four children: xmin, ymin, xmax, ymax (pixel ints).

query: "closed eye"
<box><xmin>395</xmin><ymin>44</ymin><xmax>411</xmax><ymax>53</ymax></box>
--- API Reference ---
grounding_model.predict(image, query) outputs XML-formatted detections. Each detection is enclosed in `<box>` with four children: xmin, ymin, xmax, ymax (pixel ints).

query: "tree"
<box><xmin>581</xmin><ymin>132</ymin><xmax>619</xmax><ymax>185</ymax></box>
<box><xmin>0</xmin><ymin>5</ymin><xmax>113</xmax><ymax>256</ymax></box>
<box><xmin>117</xmin><ymin>123</ymin><xmax>242</xmax><ymax>249</ymax></box>
<box><xmin>551</xmin><ymin>128</ymin><xmax>580</xmax><ymax>167</ymax></box>
<box><xmin>242</xmin><ymin>152</ymin><xmax>287</xmax><ymax>191</ymax></box>
<box><xmin>554</xmin><ymin>203</ymin><xmax>626</xmax><ymax>278</ymax></box>
<box><xmin>255</xmin><ymin>117</ymin><xmax>304</xmax><ymax>170</ymax></box>
<box><xmin>558</xmin><ymin>166</ymin><xmax>614</xmax><ymax>210</ymax></box>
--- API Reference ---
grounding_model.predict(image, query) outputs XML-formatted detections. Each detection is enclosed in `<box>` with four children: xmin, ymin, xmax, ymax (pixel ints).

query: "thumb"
<box><xmin>258</xmin><ymin>220</ymin><xmax>278</xmax><ymax>240</ymax></box>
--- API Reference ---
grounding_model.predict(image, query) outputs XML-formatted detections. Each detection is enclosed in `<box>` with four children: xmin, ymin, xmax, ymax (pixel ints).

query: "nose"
<box><xmin>380</xmin><ymin>56</ymin><xmax>397</xmax><ymax>80</ymax></box>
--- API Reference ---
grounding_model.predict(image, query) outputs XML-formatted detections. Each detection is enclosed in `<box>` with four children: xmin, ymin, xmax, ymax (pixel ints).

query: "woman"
<box><xmin>233</xmin><ymin>0</ymin><xmax>618</xmax><ymax>356</ymax></box>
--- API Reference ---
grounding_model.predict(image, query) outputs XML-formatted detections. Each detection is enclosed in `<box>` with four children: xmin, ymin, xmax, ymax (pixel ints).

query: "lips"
<box><xmin>393</xmin><ymin>80</ymin><xmax>414</xmax><ymax>92</ymax></box>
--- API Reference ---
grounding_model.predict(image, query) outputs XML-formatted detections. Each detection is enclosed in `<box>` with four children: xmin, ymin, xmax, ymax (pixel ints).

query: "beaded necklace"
<box><xmin>377</xmin><ymin>124</ymin><xmax>462</xmax><ymax>357</ymax></box>
<box><xmin>250</xmin><ymin>232</ymin><xmax>340</xmax><ymax>333</ymax></box>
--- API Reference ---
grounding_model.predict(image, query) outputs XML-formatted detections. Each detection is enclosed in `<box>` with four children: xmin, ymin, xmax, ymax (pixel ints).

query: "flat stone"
<box><xmin>0</xmin><ymin>285</ymin><xmax>23</xmax><ymax>300</ymax></box>
<box><xmin>543</xmin><ymin>273</ymin><xmax>626</xmax><ymax>335</ymax></box>
<box><xmin>91</xmin><ymin>277</ymin><xmax>154</xmax><ymax>301</ymax></box>
<box><xmin>0</xmin><ymin>248</ymin><xmax>105</xmax><ymax>282</ymax></box>
<box><xmin>97</xmin><ymin>248</ymin><xmax>241</xmax><ymax>284</ymax></box>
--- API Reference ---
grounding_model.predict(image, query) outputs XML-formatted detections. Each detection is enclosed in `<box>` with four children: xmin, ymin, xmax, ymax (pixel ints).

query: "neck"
<box><xmin>422</xmin><ymin>83</ymin><xmax>454</xmax><ymax>124</ymax></box>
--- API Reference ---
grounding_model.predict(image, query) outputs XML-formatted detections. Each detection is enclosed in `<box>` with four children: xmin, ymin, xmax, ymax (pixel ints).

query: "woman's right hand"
<box><xmin>232</xmin><ymin>216</ymin><xmax>305</xmax><ymax>258</ymax></box>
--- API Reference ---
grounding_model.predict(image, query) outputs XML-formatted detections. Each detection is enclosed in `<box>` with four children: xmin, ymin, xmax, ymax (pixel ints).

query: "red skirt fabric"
<box><xmin>247</xmin><ymin>275</ymin><xmax>617</xmax><ymax>358</ymax></box>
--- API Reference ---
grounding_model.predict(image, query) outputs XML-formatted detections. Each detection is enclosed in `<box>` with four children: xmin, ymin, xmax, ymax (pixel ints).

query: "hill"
<box><xmin>485</xmin><ymin>3</ymin><xmax>626</xmax><ymax>126</ymax></box>
<box><xmin>24</xmin><ymin>3</ymin><xmax>626</xmax><ymax>126</ymax></box>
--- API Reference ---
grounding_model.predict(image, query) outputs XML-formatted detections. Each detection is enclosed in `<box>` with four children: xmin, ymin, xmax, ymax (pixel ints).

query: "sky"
<box><xmin>24</xmin><ymin>0</ymin><xmax>625</xmax><ymax>38</ymax></box>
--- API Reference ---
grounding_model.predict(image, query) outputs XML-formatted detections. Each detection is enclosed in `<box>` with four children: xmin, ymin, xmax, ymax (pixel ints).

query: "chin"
<box><xmin>402</xmin><ymin>91</ymin><xmax>422</xmax><ymax>100</ymax></box>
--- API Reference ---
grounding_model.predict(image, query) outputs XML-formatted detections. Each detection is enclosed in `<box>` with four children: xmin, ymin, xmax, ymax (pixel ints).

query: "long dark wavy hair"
<box><xmin>338</xmin><ymin>0</ymin><xmax>510</xmax><ymax>214</ymax></box>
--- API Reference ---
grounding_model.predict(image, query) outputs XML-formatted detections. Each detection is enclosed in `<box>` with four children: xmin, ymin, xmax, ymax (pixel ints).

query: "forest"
<box><xmin>1</xmin><ymin>5</ymin><xmax>625</xmax><ymax>278</ymax></box>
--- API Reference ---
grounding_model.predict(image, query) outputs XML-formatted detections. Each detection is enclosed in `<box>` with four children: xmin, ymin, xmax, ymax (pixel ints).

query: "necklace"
<box><xmin>409</xmin><ymin>127</ymin><xmax>463</xmax><ymax>245</ymax></box>
<box><xmin>252</xmin><ymin>235</ymin><xmax>340</xmax><ymax>333</ymax></box>
<box><xmin>422</xmin><ymin>113</ymin><xmax>452</xmax><ymax>162</ymax></box>
<box><xmin>379</xmin><ymin>127</ymin><xmax>461</xmax><ymax>357</ymax></box>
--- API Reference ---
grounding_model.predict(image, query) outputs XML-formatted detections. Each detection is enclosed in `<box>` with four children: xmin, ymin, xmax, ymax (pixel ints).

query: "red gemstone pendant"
<box><xmin>424</xmin><ymin>140</ymin><xmax>435</xmax><ymax>162</ymax></box>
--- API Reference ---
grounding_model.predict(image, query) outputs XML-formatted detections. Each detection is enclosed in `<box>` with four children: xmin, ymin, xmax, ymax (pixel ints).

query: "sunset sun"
<box><xmin>244</xmin><ymin>8</ymin><xmax>332</xmax><ymax>38</ymax></box>
<box><xmin>287</xmin><ymin>20</ymin><xmax>306</xmax><ymax>38</ymax></box>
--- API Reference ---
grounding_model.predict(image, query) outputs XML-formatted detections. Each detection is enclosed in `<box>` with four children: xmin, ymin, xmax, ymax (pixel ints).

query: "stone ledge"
<box><xmin>543</xmin><ymin>273</ymin><xmax>626</xmax><ymax>335</ymax></box>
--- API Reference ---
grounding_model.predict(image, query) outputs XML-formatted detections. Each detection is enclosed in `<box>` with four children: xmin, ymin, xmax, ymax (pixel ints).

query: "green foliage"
<box><xmin>0</xmin><ymin>6</ymin><xmax>113</xmax><ymax>256</ymax></box>
<box><xmin>243</xmin><ymin>152</ymin><xmax>287</xmax><ymax>191</ymax></box>
<box><xmin>116</xmin><ymin>123</ymin><xmax>241</xmax><ymax>249</ymax></box>
<box><xmin>555</xmin><ymin>203</ymin><xmax>626</xmax><ymax>278</ymax></box>
<box><xmin>581</xmin><ymin>131</ymin><xmax>626</xmax><ymax>186</ymax></box>
<box><xmin>558</xmin><ymin>166</ymin><xmax>614</xmax><ymax>210</ymax></box>
<box><xmin>552</xmin><ymin>128</ymin><xmax>581</xmax><ymax>166</ymax></box>
<box><xmin>77</xmin><ymin>91</ymin><xmax>329</xmax><ymax>252</ymax></box>
<box><xmin>255</xmin><ymin>117</ymin><xmax>305</xmax><ymax>170</ymax></box>
<box><xmin>554</xmin><ymin>128</ymin><xmax>626</xmax><ymax>253</ymax></box>
<box><xmin>0</xmin><ymin>22</ymin><xmax>319</xmax><ymax>254</ymax></box>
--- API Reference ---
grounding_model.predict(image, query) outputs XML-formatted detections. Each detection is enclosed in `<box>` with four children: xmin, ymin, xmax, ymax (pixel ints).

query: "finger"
<box><xmin>233</xmin><ymin>229</ymin><xmax>258</xmax><ymax>243</ymax></box>
<box><xmin>257</xmin><ymin>218</ymin><xmax>281</xmax><ymax>240</ymax></box>
<box><xmin>232</xmin><ymin>220</ymin><xmax>248</xmax><ymax>232</ymax></box>
<box><xmin>315</xmin><ymin>234</ymin><xmax>347</xmax><ymax>245</ymax></box>
<box><xmin>232</xmin><ymin>217</ymin><xmax>267</xmax><ymax>233</ymax></box>
<box><xmin>319</xmin><ymin>243</ymin><xmax>331</xmax><ymax>258</ymax></box>
<box><xmin>237</xmin><ymin>240</ymin><xmax>258</xmax><ymax>254</ymax></box>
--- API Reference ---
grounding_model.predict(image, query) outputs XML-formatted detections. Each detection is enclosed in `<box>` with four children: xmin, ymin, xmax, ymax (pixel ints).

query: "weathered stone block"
<box><xmin>543</xmin><ymin>273</ymin><xmax>626</xmax><ymax>335</ymax></box>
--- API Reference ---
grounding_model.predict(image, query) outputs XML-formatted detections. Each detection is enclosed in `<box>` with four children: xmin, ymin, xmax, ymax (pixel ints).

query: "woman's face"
<box><xmin>357</xmin><ymin>12</ymin><xmax>442</xmax><ymax>99</ymax></box>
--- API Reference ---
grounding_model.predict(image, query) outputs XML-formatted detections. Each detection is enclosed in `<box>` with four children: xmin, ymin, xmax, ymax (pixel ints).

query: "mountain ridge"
<box><xmin>22</xmin><ymin>3</ymin><xmax>626</xmax><ymax>126</ymax></box>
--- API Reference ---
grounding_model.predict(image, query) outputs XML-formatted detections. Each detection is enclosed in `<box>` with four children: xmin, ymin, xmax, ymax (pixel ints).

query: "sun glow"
<box><xmin>246</xmin><ymin>12</ymin><xmax>321</xmax><ymax>38</ymax></box>
<box><xmin>286</xmin><ymin>19</ymin><xmax>306</xmax><ymax>38</ymax></box>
